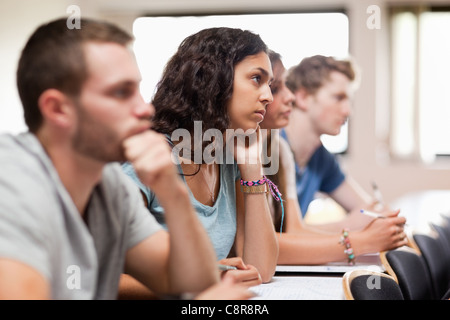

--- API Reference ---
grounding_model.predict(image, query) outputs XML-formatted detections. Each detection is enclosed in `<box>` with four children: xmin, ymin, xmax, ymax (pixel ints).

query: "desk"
<box><xmin>249</xmin><ymin>191</ymin><xmax>450</xmax><ymax>301</ymax></box>
<box><xmin>250</xmin><ymin>254</ymin><xmax>382</xmax><ymax>300</ymax></box>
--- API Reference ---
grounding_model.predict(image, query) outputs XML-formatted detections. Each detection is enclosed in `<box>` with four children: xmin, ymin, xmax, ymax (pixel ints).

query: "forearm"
<box><xmin>277</xmin><ymin>232</ymin><xmax>347</xmax><ymax>265</ymax></box>
<box><xmin>241</xmin><ymin>193</ymin><xmax>278</xmax><ymax>282</ymax></box>
<box><xmin>277</xmin><ymin>229</ymin><xmax>375</xmax><ymax>265</ymax></box>
<box><xmin>239</xmin><ymin>166</ymin><xmax>278</xmax><ymax>283</ymax></box>
<box><xmin>157</xmin><ymin>180</ymin><xmax>219</xmax><ymax>293</ymax></box>
<box><xmin>118</xmin><ymin>274</ymin><xmax>158</xmax><ymax>300</ymax></box>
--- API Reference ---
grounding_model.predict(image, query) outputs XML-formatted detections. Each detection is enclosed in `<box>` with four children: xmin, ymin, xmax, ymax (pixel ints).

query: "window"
<box><xmin>390</xmin><ymin>7</ymin><xmax>450</xmax><ymax>163</ymax></box>
<box><xmin>133</xmin><ymin>12</ymin><xmax>349</xmax><ymax>153</ymax></box>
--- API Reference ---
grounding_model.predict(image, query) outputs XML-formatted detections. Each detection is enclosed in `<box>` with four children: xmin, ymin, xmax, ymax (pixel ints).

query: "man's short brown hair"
<box><xmin>286</xmin><ymin>55</ymin><xmax>356</xmax><ymax>95</ymax></box>
<box><xmin>17</xmin><ymin>18</ymin><xmax>133</xmax><ymax>132</ymax></box>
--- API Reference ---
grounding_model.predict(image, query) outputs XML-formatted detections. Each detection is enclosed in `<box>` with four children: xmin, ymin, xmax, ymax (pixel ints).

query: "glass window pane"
<box><xmin>419</xmin><ymin>12</ymin><xmax>450</xmax><ymax>160</ymax></box>
<box><xmin>133</xmin><ymin>12</ymin><xmax>349</xmax><ymax>153</ymax></box>
<box><xmin>390</xmin><ymin>12</ymin><xmax>417</xmax><ymax>158</ymax></box>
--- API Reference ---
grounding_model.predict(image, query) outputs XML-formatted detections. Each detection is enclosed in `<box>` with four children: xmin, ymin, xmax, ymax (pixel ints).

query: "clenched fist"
<box><xmin>123</xmin><ymin>131</ymin><xmax>178</xmax><ymax>194</ymax></box>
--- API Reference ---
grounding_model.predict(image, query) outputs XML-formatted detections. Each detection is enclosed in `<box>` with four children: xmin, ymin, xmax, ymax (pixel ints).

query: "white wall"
<box><xmin>0</xmin><ymin>0</ymin><xmax>73</xmax><ymax>134</ymax></box>
<box><xmin>1</xmin><ymin>0</ymin><xmax>450</xmax><ymax>207</ymax></box>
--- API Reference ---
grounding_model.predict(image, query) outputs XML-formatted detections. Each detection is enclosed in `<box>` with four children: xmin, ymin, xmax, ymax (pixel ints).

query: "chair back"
<box><xmin>412</xmin><ymin>229</ymin><xmax>450</xmax><ymax>299</ymax></box>
<box><xmin>380</xmin><ymin>246</ymin><xmax>434</xmax><ymax>300</ymax></box>
<box><xmin>430</xmin><ymin>213</ymin><xmax>450</xmax><ymax>256</ymax></box>
<box><xmin>343</xmin><ymin>269</ymin><xmax>404</xmax><ymax>300</ymax></box>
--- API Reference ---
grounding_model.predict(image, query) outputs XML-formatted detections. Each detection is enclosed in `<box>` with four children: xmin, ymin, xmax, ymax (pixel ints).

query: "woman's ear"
<box><xmin>293</xmin><ymin>88</ymin><xmax>310</xmax><ymax>112</ymax></box>
<box><xmin>38</xmin><ymin>89</ymin><xmax>75</xmax><ymax>129</ymax></box>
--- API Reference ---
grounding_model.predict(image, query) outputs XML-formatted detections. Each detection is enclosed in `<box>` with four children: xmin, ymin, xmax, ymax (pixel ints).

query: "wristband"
<box><xmin>240</xmin><ymin>183</ymin><xmax>268</xmax><ymax>194</ymax></box>
<box><xmin>240</xmin><ymin>176</ymin><xmax>285</xmax><ymax>234</ymax></box>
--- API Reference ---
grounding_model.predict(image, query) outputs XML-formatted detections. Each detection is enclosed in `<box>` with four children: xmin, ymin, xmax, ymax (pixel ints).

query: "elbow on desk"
<box><xmin>259</xmin><ymin>258</ymin><xmax>278</xmax><ymax>283</ymax></box>
<box><xmin>260</xmin><ymin>270</ymin><xmax>276</xmax><ymax>284</ymax></box>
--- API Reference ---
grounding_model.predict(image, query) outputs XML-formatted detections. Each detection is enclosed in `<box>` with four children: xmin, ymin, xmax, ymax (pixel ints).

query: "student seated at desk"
<box><xmin>259</xmin><ymin>50</ymin><xmax>408</xmax><ymax>265</ymax></box>
<box><xmin>122</xmin><ymin>27</ymin><xmax>278</xmax><ymax>287</ymax></box>
<box><xmin>0</xmin><ymin>18</ymin><xmax>251</xmax><ymax>300</ymax></box>
<box><xmin>280</xmin><ymin>54</ymin><xmax>407</xmax><ymax>232</ymax></box>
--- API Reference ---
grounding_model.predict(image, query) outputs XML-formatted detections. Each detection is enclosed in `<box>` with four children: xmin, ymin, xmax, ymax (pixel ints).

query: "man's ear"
<box><xmin>38</xmin><ymin>89</ymin><xmax>75</xmax><ymax>129</ymax></box>
<box><xmin>294</xmin><ymin>88</ymin><xmax>311</xmax><ymax>112</ymax></box>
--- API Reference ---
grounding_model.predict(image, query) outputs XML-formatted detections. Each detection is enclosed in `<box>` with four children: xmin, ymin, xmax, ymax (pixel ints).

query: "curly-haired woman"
<box><xmin>123</xmin><ymin>27</ymin><xmax>278</xmax><ymax>288</ymax></box>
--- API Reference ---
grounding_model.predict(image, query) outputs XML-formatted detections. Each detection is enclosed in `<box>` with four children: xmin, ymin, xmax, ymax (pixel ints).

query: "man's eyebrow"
<box><xmin>107</xmin><ymin>79</ymin><xmax>140</xmax><ymax>88</ymax></box>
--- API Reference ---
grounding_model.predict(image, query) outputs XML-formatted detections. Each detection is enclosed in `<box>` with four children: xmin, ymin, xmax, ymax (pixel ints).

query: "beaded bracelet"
<box><xmin>240</xmin><ymin>176</ymin><xmax>285</xmax><ymax>233</ymax></box>
<box><xmin>339</xmin><ymin>228</ymin><xmax>355</xmax><ymax>265</ymax></box>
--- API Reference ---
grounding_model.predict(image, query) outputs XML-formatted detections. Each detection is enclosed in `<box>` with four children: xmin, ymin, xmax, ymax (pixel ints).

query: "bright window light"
<box><xmin>133</xmin><ymin>12</ymin><xmax>349</xmax><ymax>153</ymax></box>
<box><xmin>391</xmin><ymin>9</ymin><xmax>450</xmax><ymax>162</ymax></box>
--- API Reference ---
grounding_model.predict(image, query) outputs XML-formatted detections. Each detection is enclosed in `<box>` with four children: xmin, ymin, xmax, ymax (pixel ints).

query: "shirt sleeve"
<box><xmin>318</xmin><ymin>145</ymin><xmax>346</xmax><ymax>193</ymax></box>
<box><xmin>0</xmin><ymin>157</ymin><xmax>54</xmax><ymax>281</ymax></box>
<box><xmin>115</xmin><ymin>166</ymin><xmax>163</xmax><ymax>250</ymax></box>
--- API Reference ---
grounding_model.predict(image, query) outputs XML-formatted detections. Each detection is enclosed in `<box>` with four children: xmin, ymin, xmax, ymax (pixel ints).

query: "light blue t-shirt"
<box><xmin>122</xmin><ymin>160</ymin><xmax>240</xmax><ymax>260</ymax></box>
<box><xmin>281</xmin><ymin>130</ymin><xmax>345</xmax><ymax>216</ymax></box>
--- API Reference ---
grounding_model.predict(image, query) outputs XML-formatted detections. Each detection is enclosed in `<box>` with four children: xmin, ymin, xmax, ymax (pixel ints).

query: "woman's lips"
<box><xmin>255</xmin><ymin>109</ymin><xmax>266</xmax><ymax>121</ymax></box>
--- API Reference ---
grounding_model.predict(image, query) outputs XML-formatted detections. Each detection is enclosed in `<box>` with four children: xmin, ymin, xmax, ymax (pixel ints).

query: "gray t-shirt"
<box><xmin>0</xmin><ymin>133</ymin><xmax>162</xmax><ymax>299</ymax></box>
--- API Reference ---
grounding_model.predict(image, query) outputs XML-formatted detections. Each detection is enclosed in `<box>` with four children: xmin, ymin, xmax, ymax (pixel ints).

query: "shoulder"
<box><xmin>100</xmin><ymin>164</ymin><xmax>163</xmax><ymax>234</ymax></box>
<box><xmin>279</xmin><ymin>136</ymin><xmax>293</xmax><ymax>159</ymax></box>
<box><xmin>310</xmin><ymin>144</ymin><xmax>339</xmax><ymax>166</ymax></box>
<box><xmin>0</xmin><ymin>133</ymin><xmax>60</xmax><ymax>205</ymax></box>
<box><xmin>279</xmin><ymin>136</ymin><xmax>295</xmax><ymax>171</ymax></box>
<box><xmin>0</xmin><ymin>134</ymin><xmax>61</xmax><ymax>280</ymax></box>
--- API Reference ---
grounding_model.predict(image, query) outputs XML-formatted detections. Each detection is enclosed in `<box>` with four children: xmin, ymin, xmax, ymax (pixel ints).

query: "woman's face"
<box><xmin>260</xmin><ymin>60</ymin><xmax>295</xmax><ymax>130</ymax></box>
<box><xmin>227</xmin><ymin>51</ymin><xmax>273</xmax><ymax>132</ymax></box>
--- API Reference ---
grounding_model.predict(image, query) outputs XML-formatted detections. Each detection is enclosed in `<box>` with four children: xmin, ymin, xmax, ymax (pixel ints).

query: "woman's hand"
<box><xmin>194</xmin><ymin>273</ymin><xmax>254</xmax><ymax>300</ymax></box>
<box><xmin>218</xmin><ymin>257</ymin><xmax>262</xmax><ymax>287</ymax></box>
<box><xmin>353</xmin><ymin>211</ymin><xmax>408</xmax><ymax>254</ymax></box>
<box><xmin>227</xmin><ymin>126</ymin><xmax>264</xmax><ymax>180</ymax></box>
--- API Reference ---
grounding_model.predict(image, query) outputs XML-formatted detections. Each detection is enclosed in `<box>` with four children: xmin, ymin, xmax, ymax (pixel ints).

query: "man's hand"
<box><xmin>123</xmin><ymin>131</ymin><xmax>178</xmax><ymax>194</ymax></box>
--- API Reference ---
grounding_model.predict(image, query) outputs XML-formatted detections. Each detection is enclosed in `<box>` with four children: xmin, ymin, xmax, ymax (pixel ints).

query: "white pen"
<box><xmin>360</xmin><ymin>209</ymin><xmax>386</xmax><ymax>219</ymax></box>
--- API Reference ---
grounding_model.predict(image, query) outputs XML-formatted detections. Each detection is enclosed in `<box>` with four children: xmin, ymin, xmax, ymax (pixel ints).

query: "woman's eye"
<box><xmin>251</xmin><ymin>75</ymin><xmax>261</xmax><ymax>84</ymax></box>
<box><xmin>270</xmin><ymin>85</ymin><xmax>279</xmax><ymax>95</ymax></box>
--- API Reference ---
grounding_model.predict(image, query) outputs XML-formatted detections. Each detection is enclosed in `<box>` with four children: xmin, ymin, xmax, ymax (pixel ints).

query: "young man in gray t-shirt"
<box><xmin>0</xmin><ymin>18</ymin><xmax>250</xmax><ymax>300</ymax></box>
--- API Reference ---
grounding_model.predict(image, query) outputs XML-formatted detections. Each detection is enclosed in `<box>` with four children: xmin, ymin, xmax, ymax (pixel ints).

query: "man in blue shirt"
<box><xmin>284</xmin><ymin>55</ymin><xmax>399</xmax><ymax>231</ymax></box>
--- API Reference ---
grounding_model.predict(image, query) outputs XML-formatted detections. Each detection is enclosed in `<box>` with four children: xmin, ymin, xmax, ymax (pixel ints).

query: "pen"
<box><xmin>361</xmin><ymin>209</ymin><xmax>409</xmax><ymax>227</ymax></box>
<box><xmin>218</xmin><ymin>264</ymin><xmax>237</xmax><ymax>271</ymax></box>
<box><xmin>360</xmin><ymin>209</ymin><xmax>386</xmax><ymax>219</ymax></box>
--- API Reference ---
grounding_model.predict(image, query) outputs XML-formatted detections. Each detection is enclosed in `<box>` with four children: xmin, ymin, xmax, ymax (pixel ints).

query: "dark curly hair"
<box><xmin>152</xmin><ymin>27</ymin><xmax>268</xmax><ymax>137</ymax></box>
